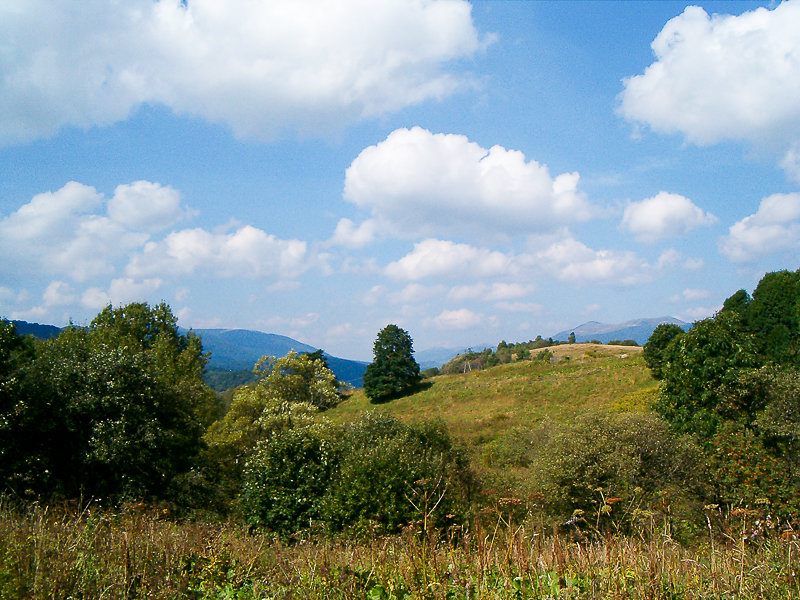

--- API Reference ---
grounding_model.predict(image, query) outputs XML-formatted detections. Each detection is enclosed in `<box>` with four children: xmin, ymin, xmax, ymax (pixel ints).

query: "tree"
<box><xmin>568</xmin><ymin>332</ymin><xmax>576</xmax><ymax>344</ymax></box>
<box><xmin>654</xmin><ymin>312</ymin><xmax>758</xmax><ymax>441</ymax></box>
<box><xmin>0</xmin><ymin>303</ymin><xmax>217</xmax><ymax>503</ymax></box>
<box><xmin>363</xmin><ymin>324</ymin><xmax>421</xmax><ymax>402</ymax></box>
<box><xmin>743</xmin><ymin>269</ymin><xmax>800</xmax><ymax>365</ymax></box>
<box><xmin>254</xmin><ymin>350</ymin><xmax>341</xmax><ymax>410</ymax></box>
<box><xmin>643</xmin><ymin>323</ymin><xmax>685</xmax><ymax>380</ymax></box>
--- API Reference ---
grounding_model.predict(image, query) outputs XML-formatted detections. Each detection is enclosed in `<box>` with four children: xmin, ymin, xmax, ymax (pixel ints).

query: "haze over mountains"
<box><xmin>11</xmin><ymin>316</ymin><xmax>690</xmax><ymax>386</ymax></box>
<box><xmin>552</xmin><ymin>317</ymin><xmax>692</xmax><ymax>345</ymax></box>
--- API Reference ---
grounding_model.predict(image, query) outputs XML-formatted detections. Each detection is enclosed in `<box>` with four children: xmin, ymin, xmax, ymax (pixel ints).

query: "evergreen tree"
<box><xmin>363</xmin><ymin>324</ymin><xmax>421</xmax><ymax>402</ymax></box>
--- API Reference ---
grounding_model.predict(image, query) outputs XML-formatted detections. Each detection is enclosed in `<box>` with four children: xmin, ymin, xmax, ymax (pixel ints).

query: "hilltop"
<box><xmin>327</xmin><ymin>343</ymin><xmax>654</xmax><ymax>480</ymax></box>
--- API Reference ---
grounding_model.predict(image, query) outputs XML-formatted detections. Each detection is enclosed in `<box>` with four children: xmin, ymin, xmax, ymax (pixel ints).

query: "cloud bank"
<box><xmin>0</xmin><ymin>0</ymin><xmax>484</xmax><ymax>145</ymax></box>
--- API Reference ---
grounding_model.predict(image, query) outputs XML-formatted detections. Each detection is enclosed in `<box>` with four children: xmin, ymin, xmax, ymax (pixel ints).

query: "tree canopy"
<box><xmin>362</xmin><ymin>324</ymin><xmax>421</xmax><ymax>402</ymax></box>
<box><xmin>0</xmin><ymin>302</ymin><xmax>217</xmax><ymax>503</ymax></box>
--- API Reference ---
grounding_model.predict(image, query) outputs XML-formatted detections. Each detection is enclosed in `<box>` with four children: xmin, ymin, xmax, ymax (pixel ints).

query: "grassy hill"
<box><xmin>328</xmin><ymin>343</ymin><xmax>656</xmax><ymax>482</ymax></box>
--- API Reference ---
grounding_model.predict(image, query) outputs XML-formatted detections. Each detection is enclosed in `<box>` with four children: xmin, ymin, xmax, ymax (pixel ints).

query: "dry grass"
<box><xmin>2</xmin><ymin>498</ymin><xmax>798</xmax><ymax>599</ymax></box>
<box><xmin>329</xmin><ymin>345</ymin><xmax>653</xmax><ymax>445</ymax></box>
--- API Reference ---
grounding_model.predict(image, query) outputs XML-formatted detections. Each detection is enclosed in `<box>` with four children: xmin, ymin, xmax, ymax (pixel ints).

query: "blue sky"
<box><xmin>1</xmin><ymin>0</ymin><xmax>799</xmax><ymax>361</ymax></box>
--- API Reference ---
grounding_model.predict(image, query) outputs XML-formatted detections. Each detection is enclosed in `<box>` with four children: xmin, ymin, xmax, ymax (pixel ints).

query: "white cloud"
<box><xmin>385</xmin><ymin>238</ymin><xmax>513</xmax><ymax>281</ymax></box>
<box><xmin>669</xmin><ymin>288</ymin><xmax>710</xmax><ymax>303</ymax></box>
<box><xmin>719</xmin><ymin>192</ymin><xmax>800</xmax><ymax>262</ymax></box>
<box><xmin>431</xmin><ymin>308</ymin><xmax>482</xmax><ymax>330</ymax></box>
<box><xmin>344</xmin><ymin>127</ymin><xmax>593</xmax><ymax>240</ymax></box>
<box><xmin>494</xmin><ymin>301</ymin><xmax>545</xmax><ymax>314</ymax></box>
<box><xmin>329</xmin><ymin>218</ymin><xmax>377</xmax><ymax>248</ymax></box>
<box><xmin>108</xmin><ymin>277</ymin><xmax>164</xmax><ymax>304</ymax></box>
<box><xmin>534</xmin><ymin>237</ymin><xmax>651</xmax><ymax>286</ymax></box>
<box><xmin>126</xmin><ymin>226</ymin><xmax>308</xmax><ymax>279</ymax></box>
<box><xmin>448</xmin><ymin>282</ymin><xmax>532</xmax><ymax>302</ymax></box>
<box><xmin>619</xmin><ymin>2</ymin><xmax>800</xmax><ymax>170</ymax></box>
<box><xmin>0</xmin><ymin>0</ymin><xmax>484</xmax><ymax>146</ymax></box>
<box><xmin>781</xmin><ymin>143</ymin><xmax>800</xmax><ymax>183</ymax></box>
<box><xmin>0</xmin><ymin>182</ymin><xmax>148</xmax><ymax>281</ymax></box>
<box><xmin>42</xmin><ymin>281</ymin><xmax>76</xmax><ymax>306</ymax></box>
<box><xmin>82</xmin><ymin>287</ymin><xmax>112</xmax><ymax>310</ymax></box>
<box><xmin>108</xmin><ymin>181</ymin><xmax>185</xmax><ymax>232</ymax></box>
<box><xmin>390</xmin><ymin>283</ymin><xmax>444</xmax><ymax>304</ymax></box>
<box><xmin>621</xmin><ymin>191</ymin><xmax>716</xmax><ymax>243</ymax></box>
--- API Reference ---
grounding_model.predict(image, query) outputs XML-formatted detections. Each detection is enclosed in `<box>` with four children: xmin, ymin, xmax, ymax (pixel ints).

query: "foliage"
<box><xmin>363</xmin><ymin>325</ymin><xmax>421</xmax><ymax>402</ymax></box>
<box><xmin>530</xmin><ymin>412</ymin><xmax>703</xmax><ymax>528</ymax></box>
<box><xmin>744</xmin><ymin>269</ymin><xmax>800</xmax><ymax>365</ymax></box>
<box><xmin>240</xmin><ymin>417</ymin><xmax>338</xmax><ymax>535</ymax></box>
<box><xmin>0</xmin><ymin>303</ymin><xmax>217</xmax><ymax>504</ymax></box>
<box><xmin>254</xmin><ymin>350</ymin><xmax>342</xmax><ymax>410</ymax></box>
<box><xmin>204</xmin><ymin>351</ymin><xmax>341</xmax><ymax>503</ymax></box>
<box><xmin>654</xmin><ymin>311</ymin><xmax>758</xmax><ymax>440</ymax></box>
<box><xmin>324</xmin><ymin>412</ymin><xmax>473</xmax><ymax>534</ymax></box>
<box><xmin>652</xmin><ymin>270</ymin><xmax>800</xmax><ymax>516</ymax></box>
<box><xmin>642</xmin><ymin>323</ymin><xmax>685</xmax><ymax>380</ymax></box>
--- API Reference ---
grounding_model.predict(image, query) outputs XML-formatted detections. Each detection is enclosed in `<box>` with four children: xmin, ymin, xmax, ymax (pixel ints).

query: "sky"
<box><xmin>1</xmin><ymin>0</ymin><xmax>799</xmax><ymax>362</ymax></box>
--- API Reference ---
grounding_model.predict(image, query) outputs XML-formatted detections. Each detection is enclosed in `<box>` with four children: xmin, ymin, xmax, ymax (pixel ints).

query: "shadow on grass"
<box><xmin>369</xmin><ymin>380</ymin><xmax>433</xmax><ymax>404</ymax></box>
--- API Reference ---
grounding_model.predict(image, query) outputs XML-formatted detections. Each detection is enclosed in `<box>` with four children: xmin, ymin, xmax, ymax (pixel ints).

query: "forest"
<box><xmin>1</xmin><ymin>269</ymin><xmax>799</xmax><ymax>599</ymax></box>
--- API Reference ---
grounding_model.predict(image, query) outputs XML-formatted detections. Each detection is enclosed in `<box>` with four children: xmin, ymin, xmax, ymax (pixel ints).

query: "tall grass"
<box><xmin>2</xmin><ymin>497</ymin><xmax>797</xmax><ymax>599</ymax></box>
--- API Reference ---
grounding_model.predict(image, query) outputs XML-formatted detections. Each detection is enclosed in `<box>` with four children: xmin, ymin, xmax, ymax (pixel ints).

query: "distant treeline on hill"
<box><xmin>432</xmin><ymin>335</ymin><xmax>638</xmax><ymax>376</ymax></box>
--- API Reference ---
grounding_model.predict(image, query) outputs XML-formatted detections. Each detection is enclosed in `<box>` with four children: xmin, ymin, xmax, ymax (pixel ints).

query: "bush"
<box><xmin>241</xmin><ymin>420</ymin><xmax>338</xmax><ymax>535</ymax></box>
<box><xmin>324</xmin><ymin>412</ymin><xmax>474</xmax><ymax>534</ymax></box>
<box><xmin>531</xmin><ymin>412</ymin><xmax>703</xmax><ymax>530</ymax></box>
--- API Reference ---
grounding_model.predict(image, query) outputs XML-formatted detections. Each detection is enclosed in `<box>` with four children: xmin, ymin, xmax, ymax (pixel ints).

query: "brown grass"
<box><xmin>2</xmin><ymin>498</ymin><xmax>798</xmax><ymax>599</ymax></box>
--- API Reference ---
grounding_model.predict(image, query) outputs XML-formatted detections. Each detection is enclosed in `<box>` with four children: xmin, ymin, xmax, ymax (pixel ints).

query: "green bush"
<box><xmin>324</xmin><ymin>412</ymin><xmax>474</xmax><ymax>534</ymax></box>
<box><xmin>240</xmin><ymin>421</ymin><xmax>338</xmax><ymax>535</ymax></box>
<box><xmin>531</xmin><ymin>412</ymin><xmax>703</xmax><ymax>530</ymax></box>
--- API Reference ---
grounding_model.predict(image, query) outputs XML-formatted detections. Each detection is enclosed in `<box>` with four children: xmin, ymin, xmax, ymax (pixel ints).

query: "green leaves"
<box><xmin>363</xmin><ymin>325</ymin><xmax>421</xmax><ymax>402</ymax></box>
<box><xmin>0</xmin><ymin>302</ymin><xmax>215</xmax><ymax>504</ymax></box>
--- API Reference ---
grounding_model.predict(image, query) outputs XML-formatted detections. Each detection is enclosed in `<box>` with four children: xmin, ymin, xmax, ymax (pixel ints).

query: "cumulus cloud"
<box><xmin>344</xmin><ymin>127</ymin><xmax>593</xmax><ymax>240</ymax></box>
<box><xmin>108</xmin><ymin>181</ymin><xmax>185</xmax><ymax>231</ymax></box>
<box><xmin>329</xmin><ymin>218</ymin><xmax>377</xmax><ymax>248</ymax></box>
<box><xmin>719</xmin><ymin>192</ymin><xmax>800</xmax><ymax>262</ymax></box>
<box><xmin>126</xmin><ymin>225</ymin><xmax>309</xmax><ymax>279</ymax></box>
<box><xmin>0</xmin><ymin>0</ymin><xmax>484</xmax><ymax>146</ymax></box>
<box><xmin>534</xmin><ymin>237</ymin><xmax>651</xmax><ymax>286</ymax></box>
<box><xmin>0</xmin><ymin>182</ymin><xmax>148</xmax><ymax>281</ymax></box>
<box><xmin>621</xmin><ymin>191</ymin><xmax>716</xmax><ymax>243</ymax></box>
<box><xmin>619</xmin><ymin>2</ymin><xmax>800</xmax><ymax>174</ymax></box>
<box><xmin>385</xmin><ymin>238</ymin><xmax>514</xmax><ymax>281</ymax></box>
<box><xmin>431</xmin><ymin>308</ymin><xmax>482</xmax><ymax>330</ymax></box>
<box><xmin>42</xmin><ymin>281</ymin><xmax>77</xmax><ymax>307</ymax></box>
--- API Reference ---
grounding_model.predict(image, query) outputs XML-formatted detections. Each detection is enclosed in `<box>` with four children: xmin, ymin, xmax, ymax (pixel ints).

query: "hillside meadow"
<box><xmin>2</xmin><ymin>345</ymin><xmax>799</xmax><ymax>599</ymax></box>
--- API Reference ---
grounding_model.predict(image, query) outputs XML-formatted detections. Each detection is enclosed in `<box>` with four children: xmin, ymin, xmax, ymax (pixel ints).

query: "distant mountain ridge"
<box><xmin>7</xmin><ymin>320</ymin><xmax>367</xmax><ymax>388</ymax></box>
<box><xmin>189</xmin><ymin>328</ymin><xmax>369</xmax><ymax>388</ymax></box>
<box><xmin>552</xmin><ymin>316</ymin><xmax>692</xmax><ymax>345</ymax></box>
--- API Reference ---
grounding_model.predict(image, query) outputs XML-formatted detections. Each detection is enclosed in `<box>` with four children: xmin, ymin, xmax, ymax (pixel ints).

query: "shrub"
<box><xmin>240</xmin><ymin>420</ymin><xmax>338</xmax><ymax>535</ymax></box>
<box><xmin>531</xmin><ymin>412</ymin><xmax>703</xmax><ymax>530</ymax></box>
<box><xmin>324</xmin><ymin>412</ymin><xmax>473</xmax><ymax>534</ymax></box>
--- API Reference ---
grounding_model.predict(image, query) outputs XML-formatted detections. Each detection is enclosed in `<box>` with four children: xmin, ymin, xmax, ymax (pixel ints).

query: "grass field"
<box><xmin>2</xmin><ymin>499</ymin><xmax>798</xmax><ymax>599</ymax></box>
<box><xmin>329</xmin><ymin>344</ymin><xmax>656</xmax><ymax>476</ymax></box>
<box><xmin>4</xmin><ymin>344</ymin><xmax>799</xmax><ymax>599</ymax></box>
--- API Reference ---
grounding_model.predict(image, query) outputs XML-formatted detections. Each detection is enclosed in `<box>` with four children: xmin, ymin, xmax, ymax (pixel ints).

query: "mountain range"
<box><xmin>551</xmin><ymin>316</ymin><xmax>692</xmax><ymax>345</ymax></box>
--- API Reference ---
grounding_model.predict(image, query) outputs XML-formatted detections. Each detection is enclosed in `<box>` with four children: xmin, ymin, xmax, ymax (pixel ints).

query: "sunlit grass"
<box><xmin>329</xmin><ymin>344</ymin><xmax>654</xmax><ymax>448</ymax></box>
<box><xmin>2</xmin><ymin>498</ymin><xmax>798</xmax><ymax>599</ymax></box>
